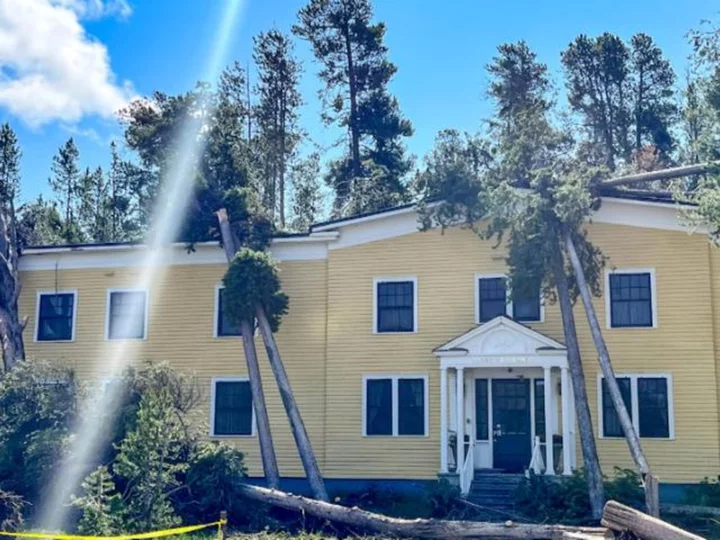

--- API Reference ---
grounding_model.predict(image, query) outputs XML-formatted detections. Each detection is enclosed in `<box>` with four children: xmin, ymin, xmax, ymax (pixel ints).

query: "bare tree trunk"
<box><xmin>0</xmin><ymin>202</ymin><xmax>25</xmax><ymax>371</ymax></box>
<box><xmin>602</xmin><ymin>161</ymin><xmax>720</xmax><ymax>187</ymax></box>
<box><xmin>550</xmin><ymin>245</ymin><xmax>605</xmax><ymax>520</ymax></box>
<box><xmin>215</xmin><ymin>210</ymin><xmax>280</xmax><ymax>489</ymax></box>
<box><xmin>255</xmin><ymin>307</ymin><xmax>328</xmax><ymax>501</ymax></box>
<box><xmin>603</xmin><ymin>501</ymin><xmax>702</xmax><ymax>540</ymax></box>
<box><xmin>563</xmin><ymin>232</ymin><xmax>656</xmax><ymax>516</ymax></box>
<box><xmin>238</xmin><ymin>484</ymin><xmax>611</xmax><ymax>539</ymax></box>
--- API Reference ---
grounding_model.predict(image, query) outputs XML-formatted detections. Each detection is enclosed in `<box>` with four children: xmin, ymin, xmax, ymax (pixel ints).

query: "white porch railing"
<box><xmin>527</xmin><ymin>435</ymin><xmax>545</xmax><ymax>476</ymax></box>
<box><xmin>460</xmin><ymin>440</ymin><xmax>476</xmax><ymax>495</ymax></box>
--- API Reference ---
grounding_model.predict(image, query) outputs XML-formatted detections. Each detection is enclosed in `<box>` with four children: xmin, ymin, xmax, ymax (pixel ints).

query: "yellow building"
<box><xmin>17</xmin><ymin>192</ymin><xmax>720</xmax><ymax>501</ymax></box>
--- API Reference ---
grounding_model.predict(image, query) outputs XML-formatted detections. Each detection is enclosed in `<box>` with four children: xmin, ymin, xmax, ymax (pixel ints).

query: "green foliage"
<box><xmin>223</xmin><ymin>248</ymin><xmax>288</xmax><ymax>331</ymax></box>
<box><xmin>16</xmin><ymin>196</ymin><xmax>65</xmax><ymax>247</ymax></box>
<box><xmin>177</xmin><ymin>443</ymin><xmax>251</xmax><ymax>526</ymax></box>
<box><xmin>685</xmin><ymin>476</ymin><xmax>720</xmax><ymax>507</ymax></box>
<box><xmin>515</xmin><ymin>468</ymin><xmax>643</xmax><ymax>525</ymax></box>
<box><xmin>423</xmin><ymin>479</ymin><xmax>462</xmax><ymax>518</ymax></box>
<box><xmin>0</xmin><ymin>490</ymin><xmax>25</xmax><ymax>530</ymax></box>
<box><xmin>0</xmin><ymin>361</ymin><xmax>77</xmax><ymax>503</ymax></box>
<box><xmin>293</xmin><ymin>0</ymin><xmax>412</xmax><ymax>215</ymax></box>
<box><xmin>72</xmin><ymin>466</ymin><xmax>125</xmax><ymax>536</ymax></box>
<box><xmin>0</xmin><ymin>123</ymin><xmax>21</xmax><ymax>204</ymax></box>
<box><xmin>288</xmin><ymin>153</ymin><xmax>324</xmax><ymax>232</ymax></box>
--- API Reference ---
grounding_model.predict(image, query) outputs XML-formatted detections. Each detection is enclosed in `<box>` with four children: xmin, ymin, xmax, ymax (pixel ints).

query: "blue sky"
<box><xmin>1</xmin><ymin>0</ymin><xmax>716</xmax><ymax>203</ymax></box>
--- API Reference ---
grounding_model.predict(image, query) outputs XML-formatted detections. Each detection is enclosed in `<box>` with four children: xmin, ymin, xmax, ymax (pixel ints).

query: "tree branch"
<box><xmin>602</xmin><ymin>161</ymin><xmax>720</xmax><ymax>187</ymax></box>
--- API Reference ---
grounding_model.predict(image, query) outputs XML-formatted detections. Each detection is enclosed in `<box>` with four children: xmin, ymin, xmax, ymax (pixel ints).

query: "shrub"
<box><xmin>424</xmin><ymin>479</ymin><xmax>463</xmax><ymax>518</ymax></box>
<box><xmin>515</xmin><ymin>468</ymin><xmax>644</xmax><ymax>525</ymax></box>
<box><xmin>685</xmin><ymin>476</ymin><xmax>720</xmax><ymax>507</ymax></box>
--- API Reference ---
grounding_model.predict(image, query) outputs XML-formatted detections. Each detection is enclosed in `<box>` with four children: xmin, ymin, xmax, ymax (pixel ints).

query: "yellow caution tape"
<box><xmin>0</xmin><ymin>519</ymin><xmax>226</xmax><ymax>540</ymax></box>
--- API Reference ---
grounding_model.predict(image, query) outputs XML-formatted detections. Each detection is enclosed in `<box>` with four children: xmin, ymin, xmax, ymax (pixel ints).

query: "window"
<box><xmin>215</xmin><ymin>286</ymin><xmax>241</xmax><ymax>337</ymax></box>
<box><xmin>106</xmin><ymin>289</ymin><xmax>147</xmax><ymax>340</ymax></box>
<box><xmin>476</xmin><ymin>275</ymin><xmax>543</xmax><ymax>323</ymax></box>
<box><xmin>36</xmin><ymin>291</ymin><xmax>76</xmax><ymax>341</ymax></box>
<box><xmin>478</xmin><ymin>277</ymin><xmax>506</xmax><ymax>322</ymax></box>
<box><xmin>363</xmin><ymin>375</ymin><xmax>427</xmax><ymax>436</ymax></box>
<box><xmin>475</xmin><ymin>379</ymin><xmax>489</xmax><ymax>440</ymax></box>
<box><xmin>607</xmin><ymin>270</ymin><xmax>656</xmax><ymax>328</ymax></box>
<box><xmin>598</xmin><ymin>374</ymin><xmax>673</xmax><ymax>439</ymax></box>
<box><xmin>601</xmin><ymin>377</ymin><xmax>632</xmax><ymax>438</ymax></box>
<box><xmin>533</xmin><ymin>379</ymin><xmax>546</xmax><ymax>443</ymax></box>
<box><xmin>211</xmin><ymin>379</ymin><xmax>253</xmax><ymax>436</ymax></box>
<box><xmin>374</xmin><ymin>278</ymin><xmax>417</xmax><ymax>333</ymax></box>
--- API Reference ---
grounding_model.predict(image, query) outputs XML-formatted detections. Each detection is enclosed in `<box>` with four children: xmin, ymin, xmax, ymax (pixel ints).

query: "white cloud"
<box><xmin>0</xmin><ymin>0</ymin><xmax>134</xmax><ymax>127</ymax></box>
<box><xmin>51</xmin><ymin>0</ymin><xmax>132</xmax><ymax>21</ymax></box>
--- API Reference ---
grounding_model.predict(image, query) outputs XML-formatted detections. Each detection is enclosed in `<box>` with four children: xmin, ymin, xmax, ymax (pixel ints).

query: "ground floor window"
<box><xmin>599</xmin><ymin>374</ymin><xmax>672</xmax><ymax>439</ymax></box>
<box><xmin>363</xmin><ymin>375</ymin><xmax>427</xmax><ymax>436</ymax></box>
<box><xmin>211</xmin><ymin>378</ymin><xmax>253</xmax><ymax>436</ymax></box>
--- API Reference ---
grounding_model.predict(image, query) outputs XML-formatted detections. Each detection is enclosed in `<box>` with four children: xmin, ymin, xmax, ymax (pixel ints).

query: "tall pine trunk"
<box><xmin>563</xmin><ymin>231</ymin><xmax>656</xmax><ymax>515</ymax></box>
<box><xmin>0</xmin><ymin>201</ymin><xmax>25</xmax><ymax>370</ymax></box>
<box><xmin>255</xmin><ymin>307</ymin><xmax>328</xmax><ymax>501</ymax></box>
<box><xmin>550</xmin><ymin>244</ymin><xmax>605</xmax><ymax>519</ymax></box>
<box><xmin>216</xmin><ymin>210</ymin><xmax>280</xmax><ymax>488</ymax></box>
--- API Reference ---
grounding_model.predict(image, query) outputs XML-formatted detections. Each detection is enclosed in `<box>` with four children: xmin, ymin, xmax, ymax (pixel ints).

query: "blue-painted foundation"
<box><xmin>246</xmin><ymin>476</ymin><xmax>694</xmax><ymax>504</ymax></box>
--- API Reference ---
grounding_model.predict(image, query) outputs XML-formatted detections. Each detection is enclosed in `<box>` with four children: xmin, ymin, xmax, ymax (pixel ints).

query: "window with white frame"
<box><xmin>211</xmin><ymin>378</ymin><xmax>254</xmax><ymax>436</ymax></box>
<box><xmin>599</xmin><ymin>374</ymin><xmax>673</xmax><ymax>439</ymax></box>
<box><xmin>606</xmin><ymin>270</ymin><xmax>656</xmax><ymax>328</ymax></box>
<box><xmin>36</xmin><ymin>291</ymin><xmax>76</xmax><ymax>341</ymax></box>
<box><xmin>476</xmin><ymin>275</ymin><xmax>542</xmax><ymax>323</ymax></box>
<box><xmin>363</xmin><ymin>375</ymin><xmax>427</xmax><ymax>436</ymax></box>
<box><xmin>106</xmin><ymin>289</ymin><xmax>147</xmax><ymax>340</ymax></box>
<box><xmin>215</xmin><ymin>286</ymin><xmax>242</xmax><ymax>337</ymax></box>
<box><xmin>373</xmin><ymin>277</ymin><xmax>417</xmax><ymax>333</ymax></box>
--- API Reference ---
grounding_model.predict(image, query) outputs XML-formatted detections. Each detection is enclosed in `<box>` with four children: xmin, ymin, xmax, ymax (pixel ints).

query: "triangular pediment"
<box><xmin>434</xmin><ymin>316</ymin><xmax>565</xmax><ymax>357</ymax></box>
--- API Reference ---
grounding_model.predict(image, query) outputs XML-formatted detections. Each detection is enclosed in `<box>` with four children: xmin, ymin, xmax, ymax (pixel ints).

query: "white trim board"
<box><xmin>604</xmin><ymin>268</ymin><xmax>658</xmax><ymax>329</ymax></box>
<box><xmin>361</xmin><ymin>374</ymin><xmax>429</xmax><ymax>437</ymax></box>
<box><xmin>596</xmin><ymin>372</ymin><xmax>675</xmax><ymax>440</ymax></box>
<box><xmin>34</xmin><ymin>289</ymin><xmax>78</xmax><ymax>342</ymax></box>
<box><xmin>209</xmin><ymin>377</ymin><xmax>256</xmax><ymax>437</ymax></box>
<box><xmin>104</xmin><ymin>288</ymin><xmax>149</xmax><ymax>341</ymax></box>
<box><xmin>372</xmin><ymin>276</ymin><xmax>419</xmax><ymax>334</ymax></box>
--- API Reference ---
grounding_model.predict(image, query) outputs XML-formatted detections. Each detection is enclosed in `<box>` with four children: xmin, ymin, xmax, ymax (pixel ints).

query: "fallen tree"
<box><xmin>602</xmin><ymin>500</ymin><xmax>704</xmax><ymax>540</ymax></box>
<box><xmin>237</xmin><ymin>484</ymin><xmax>611</xmax><ymax>539</ymax></box>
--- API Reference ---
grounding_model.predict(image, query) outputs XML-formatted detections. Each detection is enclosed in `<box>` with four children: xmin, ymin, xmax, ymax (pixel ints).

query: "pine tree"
<box><xmin>16</xmin><ymin>196</ymin><xmax>65</xmax><ymax>247</ymax></box>
<box><xmin>254</xmin><ymin>30</ymin><xmax>303</xmax><ymax>229</ymax></box>
<box><xmin>49</xmin><ymin>138</ymin><xmax>84</xmax><ymax>243</ymax></box>
<box><xmin>294</xmin><ymin>0</ymin><xmax>412</xmax><ymax>215</ymax></box>
<box><xmin>0</xmin><ymin>123</ymin><xmax>25</xmax><ymax>369</ymax></box>
<box><xmin>72</xmin><ymin>466</ymin><xmax>125</xmax><ymax>536</ymax></box>
<box><xmin>79</xmin><ymin>167</ymin><xmax>109</xmax><ymax>243</ymax></box>
<box><xmin>289</xmin><ymin>153</ymin><xmax>324</xmax><ymax>232</ymax></box>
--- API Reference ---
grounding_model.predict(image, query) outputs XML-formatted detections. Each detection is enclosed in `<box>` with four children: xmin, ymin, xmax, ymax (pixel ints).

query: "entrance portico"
<box><xmin>435</xmin><ymin>316</ymin><xmax>576</xmax><ymax>494</ymax></box>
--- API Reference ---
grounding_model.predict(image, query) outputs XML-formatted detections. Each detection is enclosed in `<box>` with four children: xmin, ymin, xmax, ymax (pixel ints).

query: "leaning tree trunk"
<box><xmin>550</xmin><ymin>244</ymin><xmax>605</xmax><ymax>520</ymax></box>
<box><xmin>0</xmin><ymin>202</ymin><xmax>25</xmax><ymax>371</ymax></box>
<box><xmin>215</xmin><ymin>210</ymin><xmax>280</xmax><ymax>488</ymax></box>
<box><xmin>563</xmin><ymin>231</ymin><xmax>656</xmax><ymax>516</ymax></box>
<box><xmin>255</xmin><ymin>307</ymin><xmax>329</xmax><ymax>501</ymax></box>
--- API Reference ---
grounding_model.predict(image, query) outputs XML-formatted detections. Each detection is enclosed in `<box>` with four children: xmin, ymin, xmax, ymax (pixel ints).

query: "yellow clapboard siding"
<box><xmin>17</xmin><ymin>218</ymin><xmax>720</xmax><ymax>484</ymax></box>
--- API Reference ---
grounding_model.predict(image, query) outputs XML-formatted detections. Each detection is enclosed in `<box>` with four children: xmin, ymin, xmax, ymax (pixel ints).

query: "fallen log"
<box><xmin>238</xmin><ymin>484</ymin><xmax>611</xmax><ymax>539</ymax></box>
<box><xmin>601</xmin><ymin>500</ymin><xmax>704</xmax><ymax>540</ymax></box>
<box><xmin>660</xmin><ymin>503</ymin><xmax>720</xmax><ymax>518</ymax></box>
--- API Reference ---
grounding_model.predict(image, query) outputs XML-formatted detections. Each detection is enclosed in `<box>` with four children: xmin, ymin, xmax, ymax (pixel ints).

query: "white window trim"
<box><xmin>474</xmin><ymin>273</ymin><xmax>545</xmax><ymax>324</ymax></box>
<box><xmin>596</xmin><ymin>372</ymin><xmax>674</xmax><ymax>440</ymax></box>
<box><xmin>210</xmin><ymin>377</ymin><xmax>256</xmax><ymax>438</ymax></box>
<box><xmin>361</xmin><ymin>374</ymin><xmax>429</xmax><ymax>437</ymax></box>
<box><xmin>34</xmin><ymin>289</ymin><xmax>78</xmax><ymax>342</ymax></box>
<box><xmin>605</xmin><ymin>268</ymin><xmax>658</xmax><ymax>329</ymax></box>
<box><xmin>213</xmin><ymin>284</ymin><xmax>243</xmax><ymax>339</ymax></box>
<box><xmin>104</xmin><ymin>288</ymin><xmax>149</xmax><ymax>341</ymax></box>
<box><xmin>372</xmin><ymin>276</ymin><xmax>419</xmax><ymax>334</ymax></box>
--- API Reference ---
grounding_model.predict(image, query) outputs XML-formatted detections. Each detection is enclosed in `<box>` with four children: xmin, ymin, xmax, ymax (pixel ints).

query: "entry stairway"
<box><xmin>466</xmin><ymin>470</ymin><xmax>524</xmax><ymax>516</ymax></box>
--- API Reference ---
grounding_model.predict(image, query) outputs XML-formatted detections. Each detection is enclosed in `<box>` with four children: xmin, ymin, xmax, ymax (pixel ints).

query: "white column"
<box><xmin>440</xmin><ymin>367</ymin><xmax>448</xmax><ymax>474</ymax></box>
<box><xmin>561</xmin><ymin>367</ymin><xmax>572</xmax><ymax>475</ymax></box>
<box><xmin>543</xmin><ymin>366</ymin><xmax>555</xmax><ymax>475</ymax></box>
<box><xmin>456</xmin><ymin>367</ymin><xmax>465</xmax><ymax>473</ymax></box>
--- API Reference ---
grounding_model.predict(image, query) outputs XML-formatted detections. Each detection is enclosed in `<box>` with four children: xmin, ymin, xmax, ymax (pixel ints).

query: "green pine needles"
<box><xmin>222</xmin><ymin>248</ymin><xmax>288</xmax><ymax>332</ymax></box>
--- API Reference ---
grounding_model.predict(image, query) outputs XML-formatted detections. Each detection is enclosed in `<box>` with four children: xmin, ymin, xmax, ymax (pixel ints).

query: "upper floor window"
<box><xmin>215</xmin><ymin>286</ymin><xmax>241</xmax><ymax>337</ymax></box>
<box><xmin>36</xmin><ymin>291</ymin><xmax>76</xmax><ymax>342</ymax></box>
<box><xmin>599</xmin><ymin>374</ymin><xmax>673</xmax><ymax>439</ymax></box>
<box><xmin>211</xmin><ymin>378</ymin><xmax>253</xmax><ymax>436</ymax></box>
<box><xmin>476</xmin><ymin>275</ymin><xmax>542</xmax><ymax>323</ymax></box>
<box><xmin>373</xmin><ymin>277</ymin><xmax>417</xmax><ymax>333</ymax></box>
<box><xmin>106</xmin><ymin>289</ymin><xmax>147</xmax><ymax>341</ymax></box>
<box><xmin>606</xmin><ymin>270</ymin><xmax>656</xmax><ymax>328</ymax></box>
<box><xmin>363</xmin><ymin>375</ymin><xmax>427</xmax><ymax>436</ymax></box>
